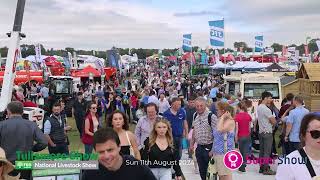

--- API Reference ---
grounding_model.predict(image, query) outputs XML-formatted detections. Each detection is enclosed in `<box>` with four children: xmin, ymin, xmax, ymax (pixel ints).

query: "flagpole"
<box><xmin>223</xmin><ymin>18</ymin><xmax>226</xmax><ymax>76</ymax></box>
<box><xmin>190</xmin><ymin>46</ymin><xmax>193</xmax><ymax>76</ymax></box>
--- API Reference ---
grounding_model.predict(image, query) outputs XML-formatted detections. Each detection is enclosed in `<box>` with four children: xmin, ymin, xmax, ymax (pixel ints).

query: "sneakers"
<box><xmin>238</xmin><ymin>167</ymin><xmax>246</xmax><ymax>172</ymax></box>
<box><xmin>263</xmin><ymin>169</ymin><xmax>276</xmax><ymax>175</ymax></box>
<box><xmin>259</xmin><ymin>168</ymin><xmax>263</xmax><ymax>173</ymax></box>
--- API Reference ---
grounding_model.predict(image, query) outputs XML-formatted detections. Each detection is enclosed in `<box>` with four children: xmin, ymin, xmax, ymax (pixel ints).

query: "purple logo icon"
<box><xmin>223</xmin><ymin>150</ymin><xmax>243</xmax><ymax>170</ymax></box>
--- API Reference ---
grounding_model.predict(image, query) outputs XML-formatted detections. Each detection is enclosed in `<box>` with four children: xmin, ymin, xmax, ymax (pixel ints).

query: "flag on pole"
<box><xmin>316</xmin><ymin>40</ymin><xmax>320</xmax><ymax>51</ymax></box>
<box><xmin>209</xmin><ymin>20</ymin><xmax>224</xmax><ymax>48</ymax></box>
<box><xmin>182</xmin><ymin>34</ymin><xmax>192</xmax><ymax>52</ymax></box>
<box><xmin>282</xmin><ymin>46</ymin><xmax>287</xmax><ymax>56</ymax></box>
<box><xmin>35</xmin><ymin>43</ymin><xmax>42</xmax><ymax>63</ymax></box>
<box><xmin>67</xmin><ymin>52</ymin><xmax>73</xmax><ymax>67</ymax></box>
<box><xmin>304</xmin><ymin>45</ymin><xmax>309</xmax><ymax>56</ymax></box>
<box><xmin>255</xmin><ymin>36</ymin><xmax>263</xmax><ymax>52</ymax></box>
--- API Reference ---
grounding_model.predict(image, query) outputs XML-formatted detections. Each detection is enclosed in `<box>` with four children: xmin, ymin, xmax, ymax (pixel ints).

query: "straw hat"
<box><xmin>0</xmin><ymin>148</ymin><xmax>14</xmax><ymax>175</ymax></box>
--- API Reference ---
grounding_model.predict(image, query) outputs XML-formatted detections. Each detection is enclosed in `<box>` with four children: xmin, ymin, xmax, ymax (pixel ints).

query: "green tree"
<box><xmin>309</xmin><ymin>39</ymin><xmax>320</xmax><ymax>53</ymax></box>
<box><xmin>234</xmin><ymin>42</ymin><xmax>249</xmax><ymax>51</ymax></box>
<box><xmin>271</xmin><ymin>43</ymin><xmax>283</xmax><ymax>52</ymax></box>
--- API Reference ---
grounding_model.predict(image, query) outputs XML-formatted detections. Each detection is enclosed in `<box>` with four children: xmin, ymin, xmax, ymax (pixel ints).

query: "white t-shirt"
<box><xmin>276</xmin><ymin>148</ymin><xmax>320</xmax><ymax>180</ymax></box>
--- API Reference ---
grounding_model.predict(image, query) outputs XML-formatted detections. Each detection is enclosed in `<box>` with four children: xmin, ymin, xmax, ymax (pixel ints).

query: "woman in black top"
<box><xmin>144</xmin><ymin>118</ymin><xmax>182</xmax><ymax>180</ymax></box>
<box><xmin>107</xmin><ymin>110</ymin><xmax>141</xmax><ymax>160</ymax></box>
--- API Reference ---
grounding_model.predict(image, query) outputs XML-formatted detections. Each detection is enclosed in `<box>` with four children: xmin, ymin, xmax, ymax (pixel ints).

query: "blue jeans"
<box><xmin>195</xmin><ymin>144</ymin><xmax>212</xmax><ymax>180</ymax></box>
<box><xmin>173</xmin><ymin>136</ymin><xmax>182</xmax><ymax>160</ymax></box>
<box><xmin>85</xmin><ymin>144</ymin><xmax>94</xmax><ymax>154</ymax></box>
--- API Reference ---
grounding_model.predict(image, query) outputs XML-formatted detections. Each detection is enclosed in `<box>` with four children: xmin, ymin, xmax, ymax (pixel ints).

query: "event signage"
<box><xmin>209</xmin><ymin>20</ymin><xmax>224</xmax><ymax>48</ymax></box>
<box><xmin>255</xmin><ymin>36</ymin><xmax>263</xmax><ymax>52</ymax></box>
<box><xmin>182</xmin><ymin>34</ymin><xmax>192</xmax><ymax>52</ymax></box>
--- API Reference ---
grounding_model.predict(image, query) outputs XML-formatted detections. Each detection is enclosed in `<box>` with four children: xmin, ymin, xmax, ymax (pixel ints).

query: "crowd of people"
<box><xmin>0</xmin><ymin>59</ymin><xmax>319</xmax><ymax>180</ymax></box>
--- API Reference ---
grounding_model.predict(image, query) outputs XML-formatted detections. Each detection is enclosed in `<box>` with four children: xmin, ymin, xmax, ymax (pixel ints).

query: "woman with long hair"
<box><xmin>81</xmin><ymin>102</ymin><xmax>99</xmax><ymax>154</ymax></box>
<box><xmin>92</xmin><ymin>95</ymin><xmax>103</xmax><ymax>127</ymax></box>
<box><xmin>211</xmin><ymin>102</ymin><xmax>235</xmax><ymax>180</ymax></box>
<box><xmin>276</xmin><ymin>113</ymin><xmax>320</xmax><ymax>179</ymax></box>
<box><xmin>143</xmin><ymin>118</ymin><xmax>182</xmax><ymax>180</ymax></box>
<box><xmin>107</xmin><ymin>110</ymin><xmax>141</xmax><ymax>160</ymax></box>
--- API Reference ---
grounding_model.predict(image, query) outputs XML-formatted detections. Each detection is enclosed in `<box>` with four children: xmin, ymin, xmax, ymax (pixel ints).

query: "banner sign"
<box><xmin>209</xmin><ymin>20</ymin><xmax>224</xmax><ymax>48</ymax></box>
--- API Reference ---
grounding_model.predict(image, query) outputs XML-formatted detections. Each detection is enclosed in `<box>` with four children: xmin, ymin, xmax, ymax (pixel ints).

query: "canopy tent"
<box><xmin>73</xmin><ymin>65</ymin><xmax>101</xmax><ymax>77</ymax></box>
<box><xmin>210</xmin><ymin>61</ymin><xmax>270</xmax><ymax>71</ymax></box>
<box><xmin>44</xmin><ymin>56</ymin><xmax>62</xmax><ymax>67</ymax></box>
<box><xmin>262</xmin><ymin>63</ymin><xmax>288</xmax><ymax>72</ymax></box>
<box><xmin>24</xmin><ymin>55</ymin><xmax>48</xmax><ymax>63</ymax></box>
<box><xmin>77</xmin><ymin>55</ymin><xmax>105</xmax><ymax>72</ymax></box>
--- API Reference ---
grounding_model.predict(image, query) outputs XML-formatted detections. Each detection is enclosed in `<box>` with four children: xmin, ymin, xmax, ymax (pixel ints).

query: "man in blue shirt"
<box><xmin>209</xmin><ymin>84</ymin><xmax>219</xmax><ymax>101</ymax></box>
<box><xmin>285</xmin><ymin>95</ymin><xmax>309</xmax><ymax>153</ymax></box>
<box><xmin>163</xmin><ymin>97</ymin><xmax>188</xmax><ymax>160</ymax></box>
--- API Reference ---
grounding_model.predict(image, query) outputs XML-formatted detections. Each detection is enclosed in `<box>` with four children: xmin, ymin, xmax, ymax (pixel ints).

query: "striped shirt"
<box><xmin>192</xmin><ymin>110</ymin><xmax>218</xmax><ymax>145</ymax></box>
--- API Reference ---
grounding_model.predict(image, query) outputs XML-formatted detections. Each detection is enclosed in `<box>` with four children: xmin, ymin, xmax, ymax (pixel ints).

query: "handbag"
<box><xmin>299</xmin><ymin>148</ymin><xmax>319</xmax><ymax>179</ymax></box>
<box><xmin>126</xmin><ymin>131</ymin><xmax>135</xmax><ymax>157</ymax></box>
<box><xmin>206</xmin><ymin>133</ymin><xmax>228</xmax><ymax>180</ymax></box>
<box><xmin>38</xmin><ymin>97</ymin><xmax>44</xmax><ymax>105</ymax></box>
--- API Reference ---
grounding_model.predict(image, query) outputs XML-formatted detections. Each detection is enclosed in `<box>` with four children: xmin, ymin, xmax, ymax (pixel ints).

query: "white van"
<box><xmin>224</xmin><ymin>73</ymin><xmax>282</xmax><ymax>109</ymax></box>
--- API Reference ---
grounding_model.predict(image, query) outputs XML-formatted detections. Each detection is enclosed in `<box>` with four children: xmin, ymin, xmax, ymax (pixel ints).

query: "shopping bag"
<box><xmin>206</xmin><ymin>157</ymin><xmax>218</xmax><ymax>180</ymax></box>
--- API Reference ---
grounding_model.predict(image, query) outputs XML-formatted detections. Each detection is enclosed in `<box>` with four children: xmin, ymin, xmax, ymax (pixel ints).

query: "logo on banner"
<box><xmin>209</xmin><ymin>20</ymin><xmax>224</xmax><ymax>48</ymax></box>
<box><xmin>255</xmin><ymin>36</ymin><xmax>263</xmax><ymax>52</ymax></box>
<box><xmin>182</xmin><ymin>34</ymin><xmax>192</xmax><ymax>52</ymax></box>
<box><xmin>223</xmin><ymin>150</ymin><xmax>243</xmax><ymax>170</ymax></box>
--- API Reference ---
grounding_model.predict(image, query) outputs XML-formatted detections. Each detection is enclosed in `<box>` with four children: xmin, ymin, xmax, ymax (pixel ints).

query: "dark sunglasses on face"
<box><xmin>91</xmin><ymin>107</ymin><xmax>97</xmax><ymax>109</ymax></box>
<box><xmin>308</xmin><ymin>130</ymin><xmax>320</xmax><ymax>139</ymax></box>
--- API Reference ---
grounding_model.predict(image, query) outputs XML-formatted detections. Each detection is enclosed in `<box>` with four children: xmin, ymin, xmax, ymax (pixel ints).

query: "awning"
<box><xmin>73</xmin><ymin>65</ymin><xmax>101</xmax><ymax>77</ymax></box>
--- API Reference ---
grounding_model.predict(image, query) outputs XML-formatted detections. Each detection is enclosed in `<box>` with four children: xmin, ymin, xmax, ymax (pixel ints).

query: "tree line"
<box><xmin>0</xmin><ymin>39</ymin><xmax>319</xmax><ymax>60</ymax></box>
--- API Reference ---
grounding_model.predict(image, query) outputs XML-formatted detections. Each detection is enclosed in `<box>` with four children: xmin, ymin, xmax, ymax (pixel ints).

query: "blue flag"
<box><xmin>255</xmin><ymin>35</ymin><xmax>264</xmax><ymax>52</ymax></box>
<box><xmin>209</xmin><ymin>20</ymin><xmax>224</xmax><ymax>48</ymax></box>
<box><xmin>182</xmin><ymin>34</ymin><xmax>192</xmax><ymax>52</ymax></box>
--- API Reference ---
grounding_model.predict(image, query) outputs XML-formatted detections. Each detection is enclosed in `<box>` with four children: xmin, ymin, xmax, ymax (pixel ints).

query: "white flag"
<box><xmin>316</xmin><ymin>40</ymin><xmax>320</xmax><ymax>51</ymax></box>
<box><xmin>35</xmin><ymin>43</ymin><xmax>42</xmax><ymax>63</ymax></box>
<box><xmin>215</xmin><ymin>49</ymin><xmax>220</xmax><ymax>63</ymax></box>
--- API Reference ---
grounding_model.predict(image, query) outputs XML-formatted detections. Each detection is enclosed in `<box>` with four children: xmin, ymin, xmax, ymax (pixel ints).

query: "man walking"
<box><xmin>190</xmin><ymin>97</ymin><xmax>217</xmax><ymax>180</ymax></box>
<box><xmin>0</xmin><ymin>101</ymin><xmax>47</xmax><ymax>179</ymax></box>
<box><xmin>72</xmin><ymin>92</ymin><xmax>87</xmax><ymax>137</ymax></box>
<box><xmin>163</xmin><ymin>97</ymin><xmax>188</xmax><ymax>160</ymax></box>
<box><xmin>285</xmin><ymin>95</ymin><xmax>309</xmax><ymax>153</ymax></box>
<box><xmin>44</xmin><ymin>103</ymin><xmax>69</xmax><ymax>154</ymax></box>
<box><xmin>257</xmin><ymin>91</ymin><xmax>277</xmax><ymax>175</ymax></box>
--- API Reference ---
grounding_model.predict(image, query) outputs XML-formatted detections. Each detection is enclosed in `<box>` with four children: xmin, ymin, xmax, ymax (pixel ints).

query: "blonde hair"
<box><xmin>149</xmin><ymin>118</ymin><xmax>174</xmax><ymax>151</ymax></box>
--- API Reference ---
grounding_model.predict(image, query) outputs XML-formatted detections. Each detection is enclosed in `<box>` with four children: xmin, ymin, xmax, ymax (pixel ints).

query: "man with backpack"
<box><xmin>190</xmin><ymin>97</ymin><xmax>218</xmax><ymax>180</ymax></box>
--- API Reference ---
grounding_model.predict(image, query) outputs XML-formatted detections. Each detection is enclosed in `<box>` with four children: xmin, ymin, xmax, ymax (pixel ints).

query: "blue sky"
<box><xmin>0</xmin><ymin>0</ymin><xmax>319</xmax><ymax>50</ymax></box>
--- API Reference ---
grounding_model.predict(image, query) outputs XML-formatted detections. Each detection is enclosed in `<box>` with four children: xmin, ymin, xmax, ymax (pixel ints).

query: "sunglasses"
<box><xmin>91</xmin><ymin>107</ymin><xmax>97</xmax><ymax>109</ymax></box>
<box><xmin>308</xmin><ymin>130</ymin><xmax>320</xmax><ymax>139</ymax></box>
